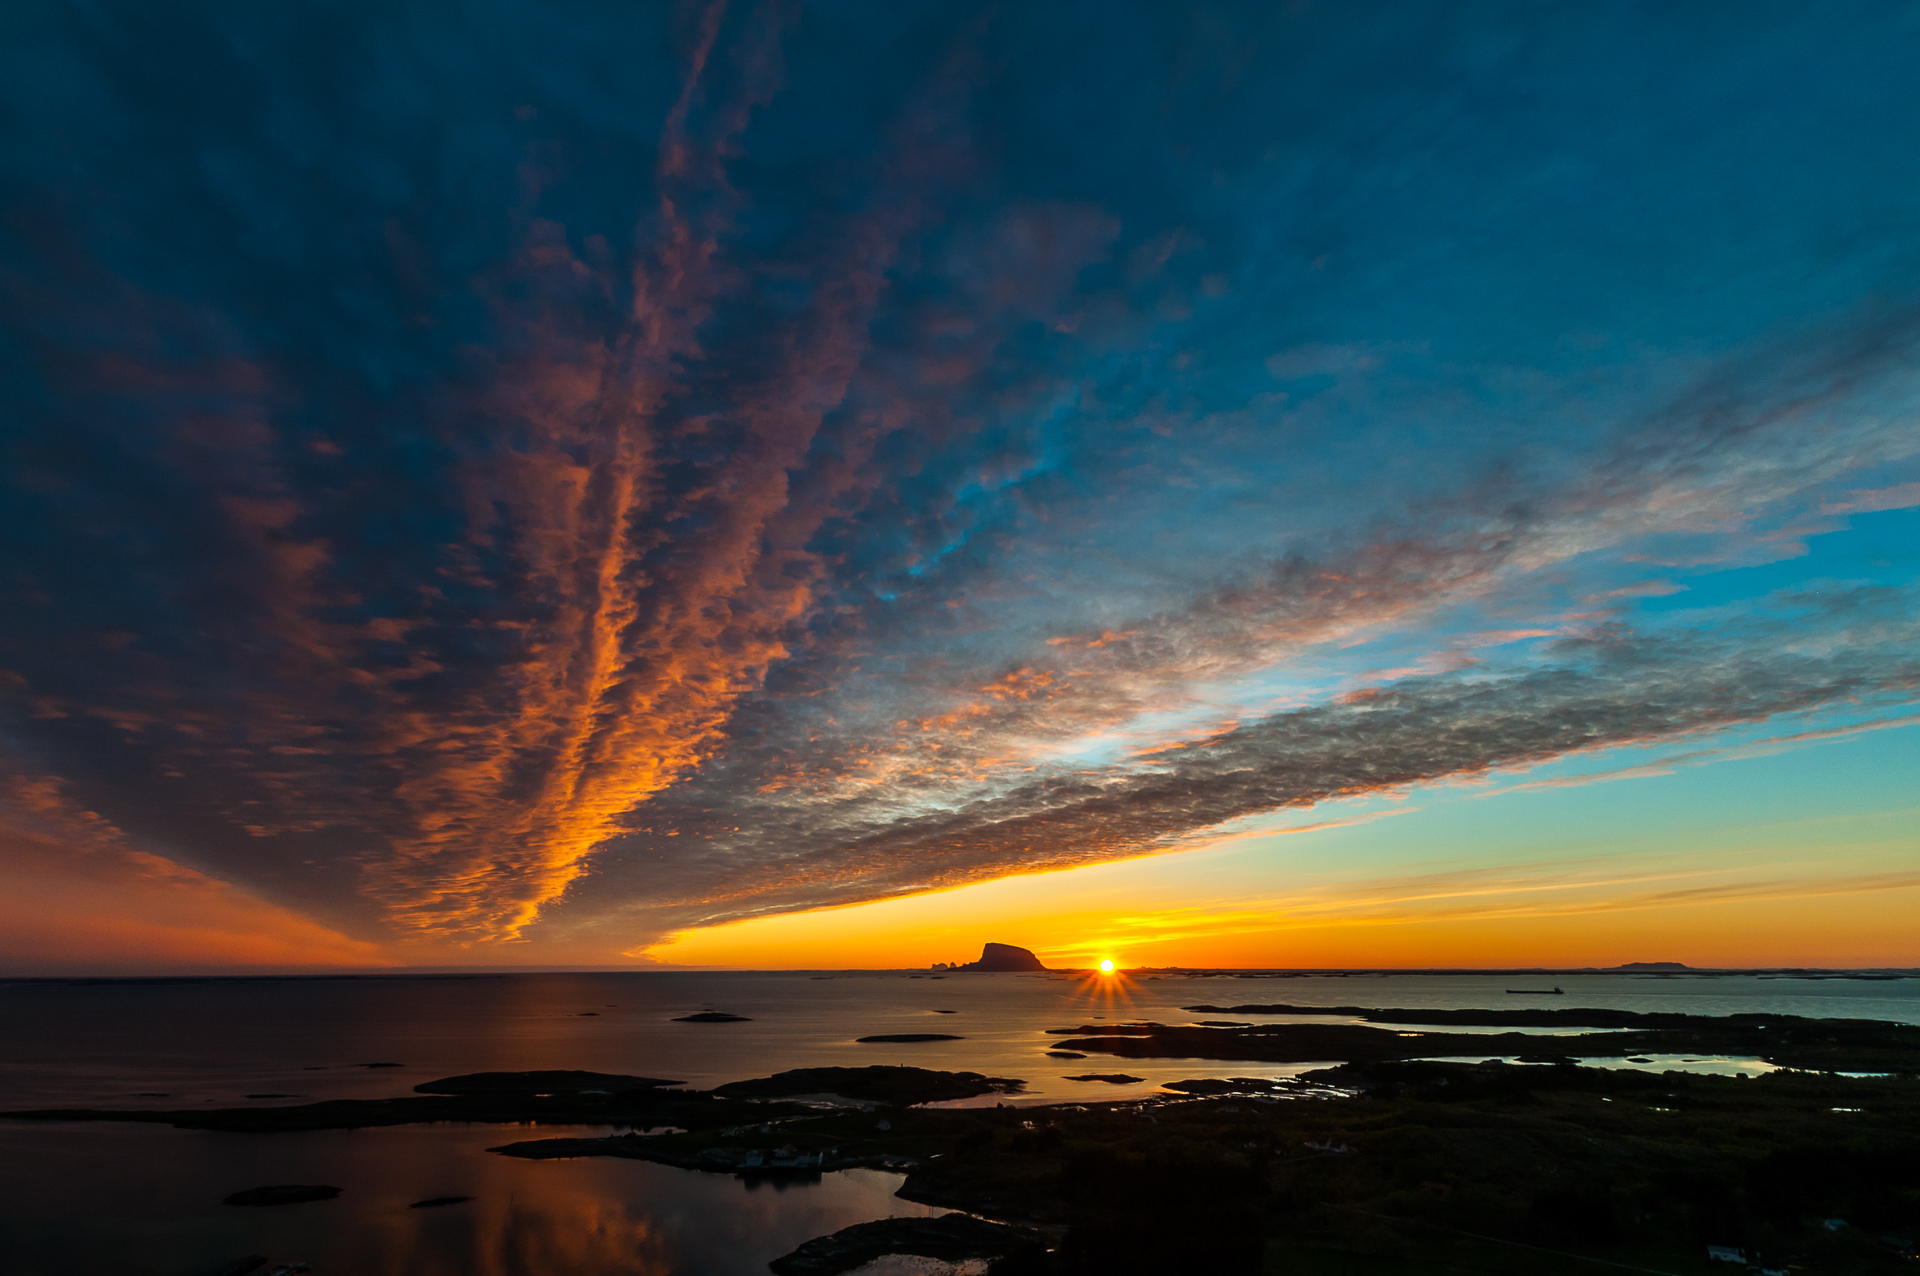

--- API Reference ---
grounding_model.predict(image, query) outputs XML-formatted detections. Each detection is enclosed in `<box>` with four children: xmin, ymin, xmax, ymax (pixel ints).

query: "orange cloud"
<box><xmin>19</xmin><ymin>12</ymin><xmax>947</xmax><ymax>949</ymax></box>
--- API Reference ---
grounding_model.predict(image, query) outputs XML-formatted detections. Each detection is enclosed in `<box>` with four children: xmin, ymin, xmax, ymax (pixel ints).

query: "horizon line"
<box><xmin>4</xmin><ymin>963</ymin><xmax>1917</xmax><ymax>980</ymax></box>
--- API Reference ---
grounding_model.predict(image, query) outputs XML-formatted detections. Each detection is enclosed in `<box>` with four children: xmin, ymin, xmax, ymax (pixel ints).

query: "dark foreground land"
<box><xmin>8</xmin><ymin>1012</ymin><xmax>1919</xmax><ymax>1275</ymax></box>
<box><xmin>489</xmin><ymin>1063</ymin><xmax>1918</xmax><ymax>1275</ymax></box>
<box><xmin>1055</xmin><ymin>1004</ymin><xmax>1920</xmax><ymax>1073</ymax></box>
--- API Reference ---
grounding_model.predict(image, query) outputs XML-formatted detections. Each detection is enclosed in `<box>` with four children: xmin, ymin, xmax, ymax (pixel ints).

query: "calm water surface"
<box><xmin>1</xmin><ymin>970</ymin><xmax>1912</xmax><ymax>1275</ymax></box>
<box><xmin>0</xmin><ymin>1120</ymin><xmax>937</xmax><ymax>1276</ymax></box>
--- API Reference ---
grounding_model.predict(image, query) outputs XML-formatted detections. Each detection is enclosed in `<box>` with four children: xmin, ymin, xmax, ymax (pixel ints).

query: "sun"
<box><xmin>1098</xmin><ymin>959</ymin><xmax>1115</xmax><ymax>973</ymax></box>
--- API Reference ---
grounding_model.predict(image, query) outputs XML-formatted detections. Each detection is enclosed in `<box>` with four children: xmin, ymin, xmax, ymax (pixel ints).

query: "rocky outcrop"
<box><xmin>0</xmin><ymin>1067</ymin><xmax>1017</xmax><ymax>1133</ymax></box>
<box><xmin>854</xmin><ymin>1033</ymin><xmax>964</xmax><ymax>1043</ymax></box>
<box><xmin>222</xmin><ymin>1185</ymin><xmax>340</xmax><ymax>1206</ymax></box>
<box><xmin>712</xmin><ymin>1065</ymin><xmax>1023</xmax><ymax>1105</ymax></box>
<box><xmin>768</xmin><ymin>1214</ymin><xmax>1044</xmax><ymax>1276</ymax></box>
<box><xmin>413</xmin><ymin>1070</ymin><xmax>682</xmax><ymax>1094</ymax></box>
<box><xmin>954</xmin><ymin>942</ymin><xmax>1047</xmax><ymax>972</ymax></box>
<box><xmin>1051</xmin><ymin>1013</ymin><xmax>1920</xmax><ymax>1073</ymax></box>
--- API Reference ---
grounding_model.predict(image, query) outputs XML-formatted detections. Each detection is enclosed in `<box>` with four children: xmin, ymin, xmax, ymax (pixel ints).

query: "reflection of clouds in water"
<box><xmin>0</xmin><ymin>1122</ymin><xmax>937</xmax><ymax>1276</ymax></box>
<box><xmin>375</xmin><ymin>1157</ymin><xmax>943</xmax><ymax>1276</ymax></box>
<box><xmin>380</xmin><ymin>1193</ymin><xmax>673</xmax><ymax>1276</ymax></box>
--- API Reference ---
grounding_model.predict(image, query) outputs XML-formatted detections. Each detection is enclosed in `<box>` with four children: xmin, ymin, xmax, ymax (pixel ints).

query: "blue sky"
<box><xmin>0</xmin><ymin>0</ymin><xmax>1915</xmax><ymax>969</ymax></box>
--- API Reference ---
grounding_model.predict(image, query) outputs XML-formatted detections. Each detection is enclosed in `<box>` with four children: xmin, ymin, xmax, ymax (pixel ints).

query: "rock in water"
<box><xmin>413</xmin><ymin>1070</ymin><xmax>682</xmax><ymax>1094</ymax></box>
<box><xmin>855</xmin><ymin>1033</ymin><xmax>964</xmax><ymax>1043</ymax></box>
<box><xmin>672</xmin><ymin>1011</ymin><xmax>752</xmax><ymax>1022</ymax></box>
<box><xmin>953</xmin><ymin>942</ymin><xmax>1048</xmax><ymax>972</ymax></box>
<box><xmin>769</xmin><ymin>1215</ymin><xmax>1044</xmax><ymax>1276</ymax></box>
<box><xmin>713</xmin><ymin>1066</ymin><xmax>1023</xmax><ymax>1105</ymax></box>
<box><xmin>409</xmin><ymin>1195</ymin><xmax>474</xmax><ymax>1208</ymax></box>
<box><xmin>1063</xmin><ymin>1073</ymin><xmax>1146</xmax><ymax>1083</ymax></box>
<box><xmin>222</xmin><ymin>1184</ymin><xmax>341</xmax><ymax>1206</ymax></box>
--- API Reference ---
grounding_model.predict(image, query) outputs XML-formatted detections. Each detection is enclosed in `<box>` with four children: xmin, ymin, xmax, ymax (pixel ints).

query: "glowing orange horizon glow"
<box><xmin>0</xmin><ymin>771</ymin><xmax>389</xmax><ymax>973</ymax></box>
<box><xmin>639</xmin><ymin>814</ymin><xmax>1920</xmax><ymax>972</ymax></box>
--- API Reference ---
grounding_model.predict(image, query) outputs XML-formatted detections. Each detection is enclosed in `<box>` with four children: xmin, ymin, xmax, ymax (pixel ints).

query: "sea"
<box><xmin>1</xmin><ymin>968</ymin><xmax>1914</xmax><ymax>1276</ymax></box>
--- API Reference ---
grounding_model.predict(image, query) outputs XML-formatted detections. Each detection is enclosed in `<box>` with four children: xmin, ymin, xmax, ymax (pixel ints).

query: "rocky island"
<box><xmin>768</xmin><ymin>1215</ymin><xmax>1044</xmax><ymax>1275</ymax></box>
<box><xmin>1051</xmin><ymin>1005</ymin><xmax>1920</xmax><ymax>1073</ymax></box>
<box><xmin>8</xmin><ymin>1012</ymin><xmax>1918</xmax><ymax>1274</ymax></box>
<box><xmin>488</xmin><ymin>1061</ymin><xmax>1920</xmax><ymax>1274</ymax></box>
<box><xmin>942</xmin><ymin>943</ymin><xmax>1049</xmax><ymax>972</ymax></box>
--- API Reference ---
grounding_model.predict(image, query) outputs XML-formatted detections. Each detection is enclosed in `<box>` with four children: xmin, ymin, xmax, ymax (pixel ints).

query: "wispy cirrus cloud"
<box><xmin>1822</xmin><ymin>482</ymin><xmax>1920</xmax><ymax>515</ymax></box>
<box><xmin>3</xmin><ymin>0</ymin><xmax>1919</xmax><ymax>966</ymax></box>
<box><xmin>591</xmin><ymin>599</ymin><xmax>1919</xmax><ymax>937</ymax></box>
<box><xmin>1474</xmin><ymin>712</ymin><xmax>1920</xmax><ymax>799</ymax></box>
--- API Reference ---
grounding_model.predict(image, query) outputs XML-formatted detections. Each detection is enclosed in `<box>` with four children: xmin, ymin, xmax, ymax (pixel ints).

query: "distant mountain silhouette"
<box><xmin>954</xmin><ymin>943</ymin><xmax>1048</xmax><ymax>972</ymax></box>
<box><xmin>1611</xmin><ymin>962</ymin><xmax>1690</xmax><ymax>970</ymax></box>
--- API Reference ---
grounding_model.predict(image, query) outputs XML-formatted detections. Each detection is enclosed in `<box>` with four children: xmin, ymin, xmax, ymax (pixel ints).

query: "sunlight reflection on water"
<box><xmin>0</xmin><ymin>970</ymin><xmax>1910</xmax><ymax>1273</ymax></box>
<box><xmin>1</xmin><ymin>970</ymin><xmax>1910</xmax><ymax>1107</ymax></box>
<box><xmin>1410</xmin><ymin>1054</ymin><xmax>1779</xmax><ymax>1077</ymax></box>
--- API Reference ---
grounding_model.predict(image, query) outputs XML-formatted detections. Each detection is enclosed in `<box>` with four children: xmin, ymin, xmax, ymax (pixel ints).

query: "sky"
<box><xmin>2</xmin><ymin>0</ymin><xmax>1917</xmax><ymax>974</ymax></box>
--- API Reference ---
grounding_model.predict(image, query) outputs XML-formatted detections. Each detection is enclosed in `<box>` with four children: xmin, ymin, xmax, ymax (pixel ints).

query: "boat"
<box><xmin>1505</xmin><ymin>986</ymin><xmax>1564</xmax><ymax>994</ymax></box>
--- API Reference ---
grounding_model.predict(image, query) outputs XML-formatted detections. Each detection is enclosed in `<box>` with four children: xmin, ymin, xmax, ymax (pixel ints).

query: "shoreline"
<box><xmin>7</xmin><ymin>1005</ymin><xmax>1917</xmax><ymax>1274</ymax></box>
